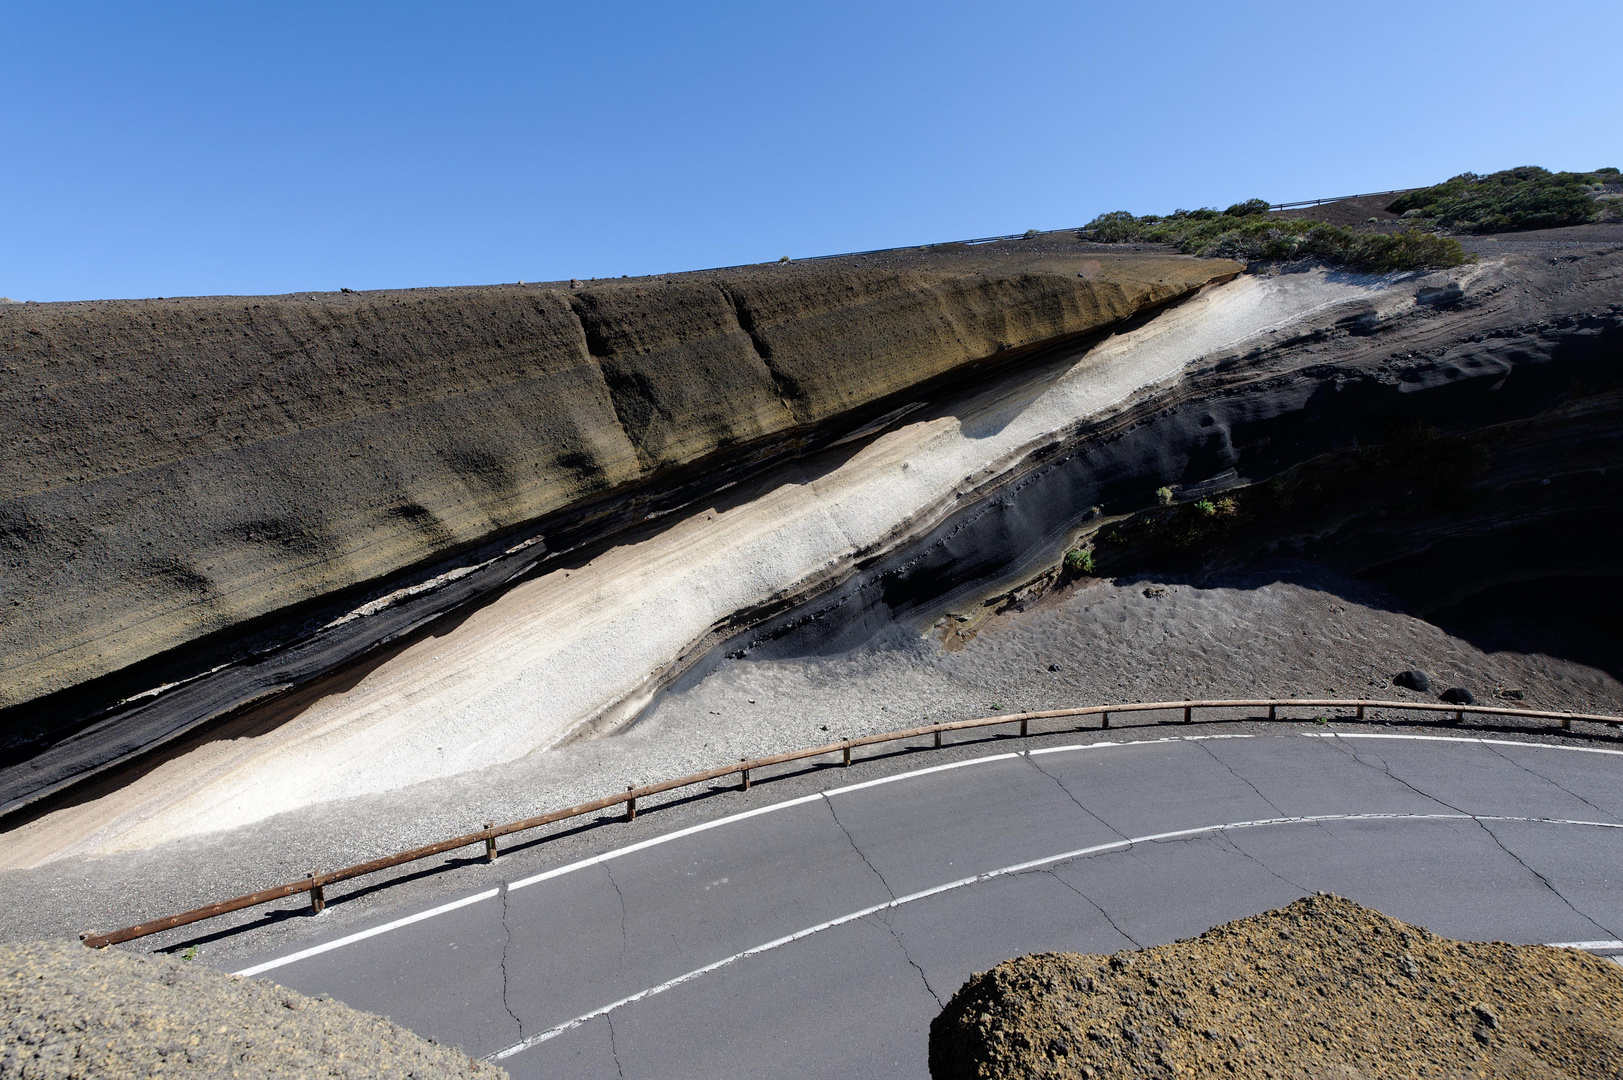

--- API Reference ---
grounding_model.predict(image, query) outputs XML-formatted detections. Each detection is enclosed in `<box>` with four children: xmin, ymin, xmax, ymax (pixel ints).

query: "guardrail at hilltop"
<box><xmin>78</xmin><ymin>697</ymin><xmax>1621</xmax><ymax>950</ymax></box>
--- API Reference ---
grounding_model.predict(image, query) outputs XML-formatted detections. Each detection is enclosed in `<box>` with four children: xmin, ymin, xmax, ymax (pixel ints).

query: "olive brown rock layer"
<box><xmin>929</xmin><ymin>894</ymin><xmax>1623</xmax><ymax>1080</ymax></box>
<box><xmin>0</xmin><ymin>253</ymin><xmax>1232</xmax><ymax>711</ymax></box>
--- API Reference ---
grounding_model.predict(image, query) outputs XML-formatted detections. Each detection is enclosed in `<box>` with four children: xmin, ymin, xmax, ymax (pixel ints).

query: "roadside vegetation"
<box><xmin>1388</xmin><ymin>166</ymin><xmax>1622</xmax><ymax>232</ymax></box>
<box><xmin>1079</xmin><ymin>198</ymin><xmax>1467</xmax><ymax>271</ymax></box>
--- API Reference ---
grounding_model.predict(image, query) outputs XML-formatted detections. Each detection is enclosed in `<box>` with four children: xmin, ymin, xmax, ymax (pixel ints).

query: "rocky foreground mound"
<box><xmin>929</xmin><ymin>895</ymin><xmax>1623</xmax><ymax>1079</ymax></box>
<box><xmin>0</xmin><ymin>939</ymin><xmax>504</xmax><ymax>1079</ymax></box>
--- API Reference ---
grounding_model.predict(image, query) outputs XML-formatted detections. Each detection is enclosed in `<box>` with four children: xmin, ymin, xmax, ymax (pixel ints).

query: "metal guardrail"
<box><xmin>78</xmin><ymin>696</ymin><xmax>1621</xmax><ymax>950</ymax></box>
<box><xmin>1268</xmin><ymin>188</ymin><xmax>1411</xmax><ymax>211</ymax></box>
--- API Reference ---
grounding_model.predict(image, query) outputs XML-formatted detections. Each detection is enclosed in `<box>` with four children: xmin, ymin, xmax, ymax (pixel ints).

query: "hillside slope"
<box><xmin>0</xmin><ymin>251</ymin><xmax>1232</xmax><ymax>713</ymax></box>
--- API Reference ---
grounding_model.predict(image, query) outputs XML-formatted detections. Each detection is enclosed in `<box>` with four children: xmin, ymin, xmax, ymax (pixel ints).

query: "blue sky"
<box><xmin>3</xmin><ymin>1</ymin><xmax>1619</xmax><ymax>301</ymax></box>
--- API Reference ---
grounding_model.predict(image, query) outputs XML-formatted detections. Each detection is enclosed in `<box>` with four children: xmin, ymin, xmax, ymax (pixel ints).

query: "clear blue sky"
<box><xmin>4</xmin><ymin>1</ymin><xmax>1618</xmax><ymax>301</ymax></box>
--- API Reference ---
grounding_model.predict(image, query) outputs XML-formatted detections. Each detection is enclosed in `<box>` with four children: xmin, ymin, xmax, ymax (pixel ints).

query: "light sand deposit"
<box><xmin>1</xmin><ymin>270</ymin><xmax>1408</xmax><ymax>864</ymax></box>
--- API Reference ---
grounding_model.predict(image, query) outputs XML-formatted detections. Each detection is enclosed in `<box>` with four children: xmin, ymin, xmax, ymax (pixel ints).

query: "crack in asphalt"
<box><xmin>1196</xmin><ymin>739</ymin><xmax>1290</xmax><ymax>818</ymax></box>
<box><xmin>1482</xmin><ymin>741</ymin><xmax>1617</xmax><ymax>820</ymax></box>
<box><xmin>604</xmin><ymin>862</ymin><xmax>630</xmax><ymax>967</ymax></box>
<box><xmin>605</xmin><ymin>1012</ymin><xmax>626</xmax><ymax>1079</ymax></box>
<box><xmin>824</xmin><ymin>796</ymin><xmax>944</xmax><ymax>1008</ymax></box>
<box><xmin>1021</xmin><ymin>752</ymin><xmax>1131</xmax><ymax>842</ymax></box>
<box><xmin>498</xmin><ymin>884</ymin><xmax>523</xmax><ymax>1038</ymax></box>
<box><xmin>1040</xmin><ymin>868</ymin><xmax>1142</xmax><ymax>949</ymax></box>
<box><xmin>1326</xmin><ymin>739</ymin><xmax>1465</xmax><ymax>814</ymax></box>
<box><xmin>1213</xmin><ymin>831</ymin><xmax>1313</xmax><ymax>893</ymax></box>
<box><xmin>1472</xmin><ymin>818</ymin><xmax>1616</xmax><ymax>938</ymax></box>
<box><xmin>1327</xmin><ymin>737</ymin><xmax>1616</xmax><ymax>937</ymax></box>
<box><xmin>824</xmin><ymin>796</ymin><xmax>896</xmax><ymax>898</ymax></box>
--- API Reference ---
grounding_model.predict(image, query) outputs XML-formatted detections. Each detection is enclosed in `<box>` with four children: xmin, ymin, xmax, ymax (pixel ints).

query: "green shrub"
<box><xmin>1156</xmin><ymin>485</ymin><xmax>1175</xmax><ymax>505</ymax></box>
<box><xmin>1023</xmin><ymin>228</ymin><xmax>1041</xmax><ymax>238</ymax></box>
<box><xmin>1386</xmin><ymin>166</ymin><xmax>1620</xmax><ymax>232</ymax></box>
<box><xmin>1063</xmin><ymin>548</ymin><xmax>1097</xmax><ymax>575</ymax></box>
<box><xmin>1080</xmin><ymin>205</ymin><xmax>1465</xmax><ymax>271</ymax></box>
<box><xmin>1224</xmin><ymin>198</ymin><xmax>1272</xmax><ymax>217</ymax></box>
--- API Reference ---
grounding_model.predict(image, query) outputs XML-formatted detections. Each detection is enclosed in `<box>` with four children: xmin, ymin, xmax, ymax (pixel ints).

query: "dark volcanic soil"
<box><xmin>929</xmin><ymin>894</ymin><xmax>1623</xmax><ymax>1080</ymax></box>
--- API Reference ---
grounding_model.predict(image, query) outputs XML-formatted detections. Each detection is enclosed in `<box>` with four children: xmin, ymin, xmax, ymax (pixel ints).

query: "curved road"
<box><xmin>227</xmin><ymin>731</ymin><xmax>1623</xmax><ymax>1078</ymax></box>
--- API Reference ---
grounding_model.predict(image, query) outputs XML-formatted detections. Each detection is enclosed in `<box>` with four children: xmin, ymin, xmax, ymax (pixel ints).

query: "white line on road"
<box><xmin>486</xmin><ymin>812</ymin><xmax>1623</xmax><ymax>1062</ymax></box>
<box><xmin>231</xmin><ymin>731</ymin><xmax>1618</xmax><ymax>978</ymax></box>
<box><xmin>1302</xmin><ymin>732</ymin><xmax>1623</xmax><ymax>756</ymax></box>
<box><xmin>233</xmin><ymin>888</ymin><xmax>499</xmax><ymax>978</ymax></box>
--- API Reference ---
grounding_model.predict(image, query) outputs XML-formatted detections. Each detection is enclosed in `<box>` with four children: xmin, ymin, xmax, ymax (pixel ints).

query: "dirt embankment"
<box><xmin>1</xmin><ymin>938</ymin><xmax>503</xmax><ymax>1078</ymax></box>
<box><xmin>930</xmin><ymin>894</ymin><xmax>1623</xmax><ymax>1080</ymax></box>
<box><xmin>0</xmin><ymin>250</ymin><xmax>1233</xmax><ymax>713</ymax></box>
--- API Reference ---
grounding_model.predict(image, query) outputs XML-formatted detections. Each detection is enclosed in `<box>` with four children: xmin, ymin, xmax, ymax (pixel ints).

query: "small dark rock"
<box><xmin>1440</xmin><ymin>687</ymin><xmax>1476</xmax><ymax>706</ymax></box>
<box><xmin>1393</xmin><ymin>670</ymin><xmax>1432</xmax><ymax>693</ymax></box>
<box><xmin>1048</xmin><ymin>1037</ymin><xmax>1071</xmax><ymax>1057</ymax></box>
<box><xmin>1416</xmin><ymin>283</ymin><xmax>1464</xmax><ymax>308</ymax></box>
<box><xmin>1496</xmin><ymin>688</ymin><xmax>1525</xmax><ymax>701</ymax></box>
<box><xmin>1336</xmin><ymin>310</ymin><xmax>1381</xmax><ymax>336</ymax></box>
<box><xmin>1048</xmin><ymin>664</ymin><xmax>1061</xmax><ymax>672</ymax></box>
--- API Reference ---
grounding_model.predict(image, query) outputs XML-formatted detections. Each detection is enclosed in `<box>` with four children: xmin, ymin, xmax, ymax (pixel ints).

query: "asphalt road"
<box><xmin>226</xmin><ymin>731</ymin><xmax>1623</xmax><ymax>1078</ymax></box>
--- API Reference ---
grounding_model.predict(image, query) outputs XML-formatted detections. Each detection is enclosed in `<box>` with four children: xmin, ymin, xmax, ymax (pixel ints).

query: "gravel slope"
<box><xmin>929</xmin><ymin>894</ymin><xmax>1623</xmax><ymax>1079</ymax></box>
<box><xmin>0</xmin><ymin>938</ymin><xmax>504</xmax><ymax>1078</ymax></box>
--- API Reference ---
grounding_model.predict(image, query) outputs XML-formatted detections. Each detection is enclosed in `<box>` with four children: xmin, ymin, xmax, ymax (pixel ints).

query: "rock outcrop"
<box><xmin>929</xmin><ymin>894</ymin><xmax>1623</xmax><ymax>1080</ymax></box>
<box><xmin>0</xmin><ymin>251</ymin><xmax>1231</xmax><ymax>714</ymax></box>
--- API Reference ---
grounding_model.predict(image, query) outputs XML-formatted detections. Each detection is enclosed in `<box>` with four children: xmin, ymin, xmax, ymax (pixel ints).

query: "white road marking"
<box><xmin>233</xmin><ymin>889</ymin><xmax>499</xmax><ymax>977</ymax></box>
<box><xmin>1302</xmin><ymin>732</ymin><xmax>1623</xmax><ymax>756</ymax></box>
<box><xmin>1547</xmin><ymin>939</ymin><xmax>1623</xmax><ymax>950</ymax></box>
<box><xmin>820</xmin><ymin>752</ymin><xmax>1021</xmax><ymax>795</ymax></box>
<box><xmin>231</xmin><ymin>731</ymin><xmax>1618</xmax><ymax>978</ymax></box>
<box><xmin>487</xmin><ymin>811</ymin><xmax>1623</xmax><ymax>1061</ymax></box>
<box><xmin>507</xmin><ymin>793</ymin><xmax>826</xmax><ymax>892</ymax></box>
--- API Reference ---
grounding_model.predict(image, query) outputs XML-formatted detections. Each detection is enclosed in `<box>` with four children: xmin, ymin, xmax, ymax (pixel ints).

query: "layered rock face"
<box><xmin>0</xmin><ymin>252</ymin><xmax>1231</xmax><ymax>712</ymax></box>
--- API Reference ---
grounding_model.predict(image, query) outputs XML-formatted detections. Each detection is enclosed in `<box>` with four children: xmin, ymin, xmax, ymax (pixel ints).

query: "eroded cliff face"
<box><xmin>0</xmin><ymin>251</ymin><xmax>1233</xmax><ymax>711</ymax></box>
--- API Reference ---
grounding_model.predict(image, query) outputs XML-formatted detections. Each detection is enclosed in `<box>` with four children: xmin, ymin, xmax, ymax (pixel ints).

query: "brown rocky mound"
<box><xmin>0</xmin><ymin>939</ymin><xmax>504</xmax><ymax>1078</ymax></box>
<box><xmin>0</xmin><ymin>251</ymin><xmax>1232</xmax><ymax>712</ymax></box>
<box><xmin>929</xmin><ymin>895</ymin><xmax>1623</xmax><ymax>1080</ymax></box>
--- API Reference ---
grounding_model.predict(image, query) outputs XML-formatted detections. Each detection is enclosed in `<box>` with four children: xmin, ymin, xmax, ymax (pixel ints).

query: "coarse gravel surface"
<box><xmin>928</xmin><ymin>893</ymin><xmax>1623</xmax><ymax>1080</ymax></box>
<box><xmin>0</xmin><ymin>938</ymin><xmax>505</xmax><ymax>1079</ymax></box>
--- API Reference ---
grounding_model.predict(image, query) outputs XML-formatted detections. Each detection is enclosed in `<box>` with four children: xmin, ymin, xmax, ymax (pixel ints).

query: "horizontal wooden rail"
<box><xmin>79</xmin><ymin>697</ymin><xmax>1621</xmax><ymax>949</ymax></box>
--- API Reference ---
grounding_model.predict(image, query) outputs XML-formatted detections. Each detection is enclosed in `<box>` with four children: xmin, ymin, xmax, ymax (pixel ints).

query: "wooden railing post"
<box><xmin>934</xmin><ymin>729</ymin><xmax>941</xmax><ymax>748</ymax></box>
<box><xmin>1268</xmin><ymin>703</ymin><xmax>1277</xmax><ymax>721</ymax></box>
<box><xmin>1101</xmin><ymin>709</ymin><xmax>1110</xmax><ymax>729</ymax></box>
<box><xmin>308</xmin><ymin>873</ymin><xmax>325</xmax><ymax>914</ymax></box>
<box><xmin>484</xmin><ymin>823</ymin><xmax>498</xmax><ymax>862</ymax></box>
<box><xmin>741</xmin><ymin>759</ymin><xmax>751</xmax><ymax>791</ymax></box>
<box><xmin>1356</xmin><ymin>703</ymin><xmax>1365</xmax><ymax>720</ymax></box>
<box><xmin>1184</xmin><ymin>704</ymin><xmax>1193</xmax><ymax>724</ymax></box>
<box><xmin>1020</xmin><ymin>717</ymin><xmax>1028</xmax><ymax>737</ymax></box>
<box><xmin>625</xmin><ymin>786</ymin><xmax>637</xmax><ymax>822</ymax></box>
<box><xmin>843</xmin><ymin>744</ymin><xmax>851</xmax><ymax>767</ymax></box>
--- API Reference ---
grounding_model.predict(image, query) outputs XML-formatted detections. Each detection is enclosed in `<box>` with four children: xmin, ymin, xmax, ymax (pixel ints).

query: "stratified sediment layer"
<box><xmin>0</xmin><ymin>252</ymin><xmax>1229</xmax><ymax>711</ymax></box>
<box><xmin>1</xmin><ymin>268</ymin><xmax>1389</xmax><ymax>859</ymax></box>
